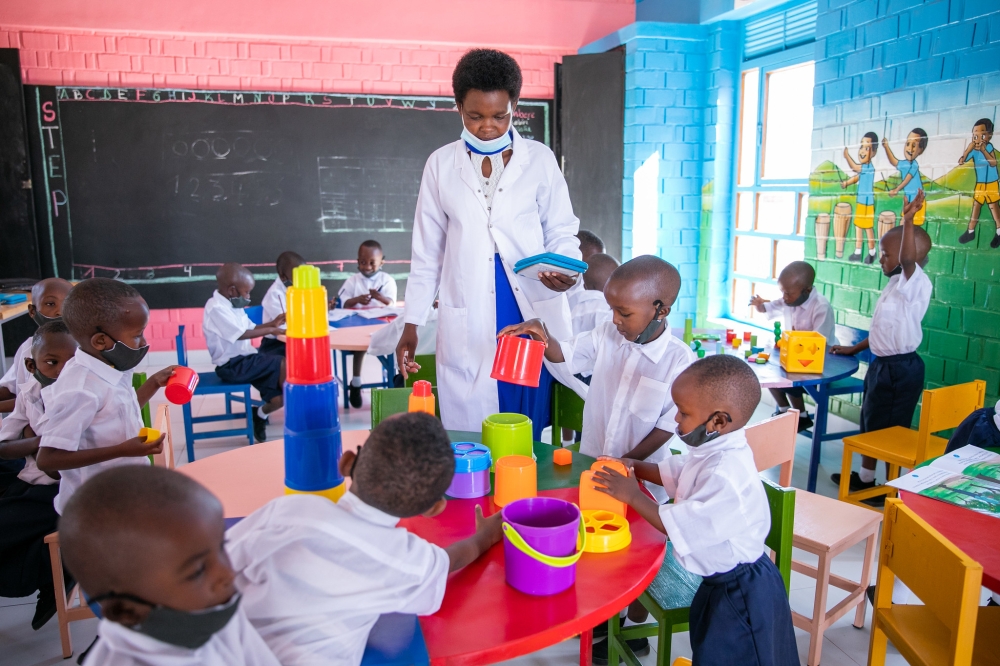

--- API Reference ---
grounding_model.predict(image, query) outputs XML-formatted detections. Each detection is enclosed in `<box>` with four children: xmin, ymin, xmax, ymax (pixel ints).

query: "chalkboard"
<box><xmin>26</xmin><ymin>86</ymin><xmax>551</xmax><ymax>308</ymax></box>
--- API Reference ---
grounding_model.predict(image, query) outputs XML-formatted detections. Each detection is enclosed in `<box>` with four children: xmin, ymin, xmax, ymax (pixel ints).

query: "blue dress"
<box><xmin>495</xmin><ymin>254</ymin><xmax>553</xmax><ymax>441</ymax></box>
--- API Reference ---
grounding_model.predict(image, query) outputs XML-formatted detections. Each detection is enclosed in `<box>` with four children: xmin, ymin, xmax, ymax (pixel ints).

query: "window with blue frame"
<box><xmin>730</xmin><ymin>46</ymin><xmax>814</xmax><ymax>327</ymax></box>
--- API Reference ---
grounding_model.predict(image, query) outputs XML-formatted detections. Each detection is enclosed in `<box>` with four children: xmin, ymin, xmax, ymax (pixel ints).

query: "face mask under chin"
<box><xmin>228</xmin><ymin>295</ymin><xmax>252</xmax><ymax>309</ymax></box>
<box><xmin>787</xmin><ymin>289</ymin><xmax>810</xmax><ymax>307</ymax></box>
<box><xmin>92</xmin><ymin>591</ymin><xmax>242</xmax><ymax>650</ymax></box>
<box><xmin>633</xmin><ymin>300</ymin><xmax>666</xmax><ymax>345</ymax></box>
<box><xmin>32</xmin><ymin>311</ymin><xmax>61</xmax><ymax>327</ymax></box>
<box><xmin>33</xmin><ymin>369</ymin><xmax>57</xmax><ymax>388</ymax></box>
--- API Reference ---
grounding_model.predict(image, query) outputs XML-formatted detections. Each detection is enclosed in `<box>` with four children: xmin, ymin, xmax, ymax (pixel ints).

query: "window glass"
<box><xmin>761</xmin><ymin>62</ymin><xmax>815</xmax><ymax>180</ymax></box>
<box><xmin>738</xmin><ymin>69</ymin><xmax>760</xmax><ymax>187</ymax></box>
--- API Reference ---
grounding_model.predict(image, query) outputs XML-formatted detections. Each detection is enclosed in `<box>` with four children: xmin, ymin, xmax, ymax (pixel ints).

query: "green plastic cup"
<box><xmin>482</xmin><ymin>413</ymin><xmax>534</xmax><ymax>470</ymax></box>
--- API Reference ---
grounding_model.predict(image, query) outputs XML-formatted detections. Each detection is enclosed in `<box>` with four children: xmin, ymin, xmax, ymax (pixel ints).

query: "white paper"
<box><xmin>931</xmin><ymin>445</ymin><xmax>1000</xmax><ymax>473</ymax></box>
<box><xmin>888</xmin><ymin>467</ymin><xmax>960</xmax><ymax>492</ymax></box>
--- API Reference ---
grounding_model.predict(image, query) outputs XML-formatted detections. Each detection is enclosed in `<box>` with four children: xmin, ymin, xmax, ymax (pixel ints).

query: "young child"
<box><xmin>750</xmin><ymin>260</ymin><xmax>835</xmax><ymax>432</ymax></box>
<box><xmin>576</xmin><ymin>229</ymin><xmax>606</xmax><ymax>261</ymax></box>
<box><xmin>60</xmin><ymin>466</ymin><xmax>281</xmax><ymax>666</ymax></box>
<box><xmin>33</xmin><ymin>278</ymin><xmax>173</xmax><ymax>517</ymax></box>
<box><xmin>338</xmin><ymin>240</ymin><xmax>398</xmax><ymax>408</ymax></box>
<box><xmin>227</xmin><ymin>412</ymin><xmax>502</xmax><ymax>666</ymax></box>
<box><xmin>0</xmin><ymin>321</ymin><xmax>77</xmax><ymax>630</ymax></box>
<box><xmin>831</xmin><ymin>192</ymin><xmax>932</xmax><ymax>499</ymax></box>
<box><xmin>883</xmin><ymin>128</ymin><xmax>928</xmax><ymax>226</ymax></box>
<box><xmin>0</xmin><ymin>277</ymin><xmax>73</xmax><ymax>414</ymax></box>
<box><xmin>842</xmin><ymin>131</ymin><xmax>879</xmax><ymax>263</ymax></box>
<box><xmin>572</xmin><ymin>253</ymin><xmax>618</xmax><ymax>336</ymax></box>
<box><xmin>203</xmin><ymin>263</ymin><xmax>287</xmax><ymax>442</ymax></box>
<box><xmin>946</xmin><ymin>397</ymin><xmax>1000</xmax><ymax>453</ymax></box>
<box><xmin>958</xmin><ymin>118</ymin><xmax>1000</xmax><ymax>248</ymax></box>
<box><xmin>592</xmin><ymin>355</ymin><xmax>798</xmax><ymax>666</ymax></box>
<box><xmin>259</xmin><ymin>251</ymin><xmax>305</xmax><ymax>357</ymax></box>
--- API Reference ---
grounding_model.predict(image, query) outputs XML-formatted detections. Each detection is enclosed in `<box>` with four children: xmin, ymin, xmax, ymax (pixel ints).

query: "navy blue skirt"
<box><xmin>495</xmin><ymin>254</ymin><xmax>552</xmax><ymax>441</ymax></box>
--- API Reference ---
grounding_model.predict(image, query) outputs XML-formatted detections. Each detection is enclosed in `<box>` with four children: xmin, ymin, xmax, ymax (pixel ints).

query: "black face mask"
<box><xmin>886</xmin><ymin>264</ymin><xmax>903</xmax><ymax>277</ymax></box>
<box><xmin>228</xmin><ymin>296</ymin><xmax>252</xmax><ymax>309</ymax></box>
<box><xmin>90</xmin><ymin>591</ymin><xmax>241</xmax><ymax>650</ymax></box>
<box><xmin>32</xmin><ymin>311</ymin><xmax>61</xmax><ymax>327</ymax></box>
<box><xmin>281</xmin><ymin>279</ymin><xmax>293</xmax><ymax>288</ymax></box>
<box><xmin>787</xmin><ymin>288</ymin><xmax>810</xmax><ymax>307</ymax></box>
<box><xmin>677</xmin><ymin>411</ymin><xmax>731</xmax><ymax>448</ymax></box>
<box><xmin>97</xmin><ymin>333</ymin><xmax>149</xmax><ymax>372</ymax></box>
<box><xmin>634</xmin><ymin>300</ymin><xmax>666</xmax><ymax>345</ymax></box>
<box><xmin>33</xmin><ymin>369</ymin><xmax>57</xmax><ymax>388</ymax></box>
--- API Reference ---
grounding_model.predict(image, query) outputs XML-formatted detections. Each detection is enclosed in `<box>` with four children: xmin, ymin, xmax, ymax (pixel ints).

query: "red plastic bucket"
<box><xmin>165</xmin><ymin>366</ymin><xmax>199</xmax><ymax>404</ymax></box>
<box><xmin>491</xmin><ymin>335</ymin><xmax>545</xmax><ymax>388</ymax></box>
<box><xmin>286</xmin><ymin>336</ymin><xmax>333</xmax><ymax>384</ymax></box>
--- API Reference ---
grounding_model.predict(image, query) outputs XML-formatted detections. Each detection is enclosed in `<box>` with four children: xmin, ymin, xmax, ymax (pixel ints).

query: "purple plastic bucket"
<box><xmin>502</xmin><ymin>497</ymin><xmax>581</xmax><ymax>596</ymax></box>
<box><xmin>446</xmin><ymin>470</ymin><xmax>491</xmax><ymax>498</ymax></box>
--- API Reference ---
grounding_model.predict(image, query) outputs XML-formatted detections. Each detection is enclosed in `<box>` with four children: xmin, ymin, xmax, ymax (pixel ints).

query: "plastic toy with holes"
<box><xmin>445</xmin><ymin>442</ymin><xmax>491</xmax><ymax>498</ymax></box>
<box><xmin>581</xmin><ymin>510</ymin><xmax>632</xmax><ymax>553</ymax></box>
<box><xmin>778</xmin><ymin>330</ymin><xmax>827</xmax><ymax>374</ymax></box>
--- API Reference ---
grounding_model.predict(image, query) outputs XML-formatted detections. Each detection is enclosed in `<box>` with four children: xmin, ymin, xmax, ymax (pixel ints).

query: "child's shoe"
<box><xmin>830</xmin><ymin>471</ymin><xmax>876</xmax><ymax>491</ymax></box>
<box><xmin>252</xmin><ymin>409</ymin><xmax>269</xmax><ymax>443</ymax></box>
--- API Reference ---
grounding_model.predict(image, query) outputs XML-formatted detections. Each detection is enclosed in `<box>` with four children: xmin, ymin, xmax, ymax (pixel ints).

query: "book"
<box><xmin>888</xmin><ymin>445</ymin><xmax>1000</xmax><ymax>518</ymax></box>
<box><xmin>513</xmin><ymin>253</ymin><xmax>588</xmax><ymax>281</ymax></box>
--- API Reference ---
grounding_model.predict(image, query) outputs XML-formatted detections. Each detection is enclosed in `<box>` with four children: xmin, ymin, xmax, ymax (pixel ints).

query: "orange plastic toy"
<box><xmin>553</xmin><ymin>448</ymin><xmax>572</xmax><ymax>465</ymax></box>
<box><xmin>494</xmin><ymin>455</ymin><xmax>537</xmax><ymax>507</ymax></box>
<box><xmin>579</xmin><ymin>459</ymin><xmax>629</xmax><ymax>516</ymax></box>
<box><xmin>408</xmin><ymin>380</ymin><xmax>435</xmax><ymax>416</ymax></box>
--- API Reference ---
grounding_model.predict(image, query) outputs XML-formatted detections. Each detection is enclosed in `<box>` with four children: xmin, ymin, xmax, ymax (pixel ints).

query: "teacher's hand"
<box><xmin>538</xmin><ymin>271</ymin><xmax>576</xmax><ymax>292</ymax></box>
<box><xmin>396</xmin><ymin>323</ymin><xmax>421</xmax><ymax>380</ymax></box>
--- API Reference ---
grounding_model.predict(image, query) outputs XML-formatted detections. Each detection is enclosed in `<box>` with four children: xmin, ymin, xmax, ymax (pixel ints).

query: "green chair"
<box><xmin>404</xmin><ymin>354</ymin><xmax>437</xmax><ymax>388</ymax></box>
<box><xmin>132</xmin><ymin>372</ymin><xmax>151</xmax><ymax>428</ymax></box>
<box><xmin>607</xmin><ymin>479</ymin><xmax>795</xmax><ymax>666</ymax></box>
<box><xmin>371</xmin><ymin>387</ymin><xmax>440</xmax><ymax>428</ymax></box>
<box><xmin>550</xmin><ymin>382</ymin><xmax>585</xmax><ymax>450</ymax></box>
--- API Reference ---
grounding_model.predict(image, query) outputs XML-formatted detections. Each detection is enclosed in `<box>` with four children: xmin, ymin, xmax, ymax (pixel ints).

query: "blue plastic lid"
<box><xmin>452</xmin><ymin>442</ymin><xmax>491</xmax><ymax>473</ymax></box>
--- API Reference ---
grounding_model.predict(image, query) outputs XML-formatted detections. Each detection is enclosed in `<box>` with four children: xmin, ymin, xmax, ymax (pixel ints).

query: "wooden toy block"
<box><xmin>553</xmin><ymin>448</ymin><xmax>572</xmax><ymax>465</ymax></box>
<box><xmin>779</xmin><ymin>330</ymin><xmax>827</xmax><ymax>373</ymax></box>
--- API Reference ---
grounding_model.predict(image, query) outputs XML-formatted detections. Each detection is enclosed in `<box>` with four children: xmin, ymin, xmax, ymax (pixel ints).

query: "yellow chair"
<box><xmin>868</xmin><ymin>499</ymin><xmax>999</xmax><ymax>666</ymax></box>
<box><xmin>839</xmin><ymin>380</ymin><xmax>985</xmax><ymax>507</ymax></box>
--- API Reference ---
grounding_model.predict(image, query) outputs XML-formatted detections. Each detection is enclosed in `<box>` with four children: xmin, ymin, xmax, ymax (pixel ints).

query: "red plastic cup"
<box><xmin>286</xmin><ymin>336</ymin><xmax>333</xmax><ymax>384</ymax></box>
<box><xmin>743</xmin><ymin>331</ymin><xmax>752</xmax><ymax>342</ymax></box>
<box><xmin>491</xmin><ymin>335</ymin><xmax>545</xmax><ymax>388</ymax></box>
<box><xmin>165</xmin><ymin>366</ymin><xmax>199</xmax><ymax>404</ymax></box>
<box><xmin>726</xmin><ymin>329</ymin><xmax>735</xmax><ymax>343</ymax></box>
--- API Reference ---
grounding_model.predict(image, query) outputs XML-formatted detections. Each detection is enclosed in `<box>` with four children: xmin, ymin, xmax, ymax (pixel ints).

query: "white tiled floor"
<box><xmin>0</xmin><ymin>351</ymin><xmax>919</xmax><ymax>665</ymax></box>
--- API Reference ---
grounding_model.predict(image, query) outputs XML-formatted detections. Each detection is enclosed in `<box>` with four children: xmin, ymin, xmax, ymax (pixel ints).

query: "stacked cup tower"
<box><xmin>283</xmin><ymin>264</ymin><xmax>345</xmax><ymax>501</ymax></box>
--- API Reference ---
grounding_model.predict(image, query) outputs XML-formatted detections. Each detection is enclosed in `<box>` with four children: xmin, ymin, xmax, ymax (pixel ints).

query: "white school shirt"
<box><xmin>551</xmin><ymin>322</ymin><xmax>696</xmax><ymax>462</ymax></box>
<box><xmin>657</xmin><ymin>428</ymin><xmax>770</xmax><ymax>577</ymax></box>
<box><xmin>203</xmin><ymin>290</ymin><xmax>256</xmax><ymax>366</ymax></box>
<box><xmin>260</xmin><ymin>278</ymin><xmax>287</xmax><ymax>340</ymax></box>
<box><xmin>338</xmin><ymin>271</ymin><xmax>397</xmax><ymax>306</ymax></box>
<box><xmin>37</xmin><ymin>348</ymin><xmax>147</xmax><ymax>515</ymax></box>
<box><xmin>0</xmin><ymin>337</ymin><xmax>31</xmax><ymax>395</ymax></box>
<box><xmin>227</xmin><ymin>492</ymin><xmax>449</xmax><ymax>666</ymax></box>
<box><xmin>868</xmin><ymin>264</ymin><xmax>933</xmax><ymax>358</ymax></box>
<box><xmin>84</xmin><ymin>606</ymin><xmax>281</xmax><ymax>666</ymax></box>
<box><xmin>570</xmin><ymin>289</ymin><xmax>613</xmax><ymax>337</ymax></box>
<box><xmin>762</xmin><ymin>289</ymin><xmax>836</xmax><ymax>344</ymax></box>
<box><xmin>0</xmin><ymin>378</ymin><xmax>57</xmax><ymax>486</ymax></box>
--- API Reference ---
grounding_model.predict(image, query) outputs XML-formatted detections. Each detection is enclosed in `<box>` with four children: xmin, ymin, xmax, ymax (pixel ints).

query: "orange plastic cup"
<box><xmin>165</xmin><ymin>366</ymin><xmax>199</xmax><ymax>404</ymax></box>
<box><xmin>491</xmin><ymin>335</ymin><xmax>545</xmax><ymax>388</ymax></box>
<box><xmin>494</xmin><ymin>455</ymin><xmax>537</xmax><ymax>507</ymax></box>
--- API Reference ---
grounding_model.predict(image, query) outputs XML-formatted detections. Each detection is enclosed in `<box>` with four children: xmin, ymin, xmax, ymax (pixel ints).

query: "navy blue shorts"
<box><xmin>772</xmin><ymin>386</ymin><xmax>806</xmax><ymax>399</ymax></box>
<box><xmin>861</xmin><ymin>352</ymin><xmax>924</xmax><ymax>433</ymax></box>
<box><xmin>689</xmin><ymin>554</ymin><xmax>798</xmax><ymax>666</ymax></box>
<box><xmin>216</xmin><ymin>353</ymin><xmax>283</xmax><ymax>403</ymax></box>
<box><xmin>258</xmin><ymin>337</ymin><xmax>286</xmax><ymax>357</ymax></box>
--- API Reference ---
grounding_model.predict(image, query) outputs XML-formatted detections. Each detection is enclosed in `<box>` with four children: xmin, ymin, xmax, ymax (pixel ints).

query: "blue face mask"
<box><xmin>461</xmin><ymin>106</ymin><xmax>514</xmax><ymax>155</ymax></box>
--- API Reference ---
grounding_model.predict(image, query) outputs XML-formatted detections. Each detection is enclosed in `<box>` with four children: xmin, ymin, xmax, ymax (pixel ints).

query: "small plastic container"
<box><xmin>491</xmin><ymin>335</ymin><xmax>545</xmax><ymax>388</ymax></box>
<box><xmin>408</xmin><ymin>380</ymin><xmax>435</xmax><ymax>415</ymax></box>
<box><xmin>164</xmin><ymin>366</ymin><xmax>199</xmax><ymax>404</ymax></box>
<box><xmin>283</xmin><ymin>380</ymin><xmax>343</xmax><ymax>493</ymax></box>
<box><xmin>579</xmin><ymin>460</ymin><xmax>628</xmax><ymax>517</ymax></box>
<box><xmin>286</xmin><ymin>336</ymin><xmax>333</xmax><ymax>384</ymax></box>
<box><xmin>582</xmin><ymin>509</ymin><xmax>632</xmax><ymax>553</ymax></box>
<box><xmin>138</xmin><ymin>427</ymin><xmax>160</xmax><ymax>443</ymax></box>
<box><xmin>494</xmin><ymin>455</ymin><xmax>537</xmax><ymax>507</ymax></box>
<box><xmin>446</xmin><ymin>442</ymin><xmax>491</xmax><ymax>498</ymax></box>
<box><xmin>482</xmin><ymin>413</ymin><xmax>534</xmax><ymax>469</ymax></box>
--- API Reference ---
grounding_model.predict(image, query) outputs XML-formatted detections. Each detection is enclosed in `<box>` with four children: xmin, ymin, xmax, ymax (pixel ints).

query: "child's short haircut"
<box><xmin>352</xmin><ymin>412</ymin><xmax>454</xmax><ymax>518</ymax></box>
<box><xmin>778</xmin><ymin>261</ymin><xmax>815</xmax><ymax>289</ymax></box>
<box><xmin>681</xmin><ymin>355</ymin><xmax>762</xmax><ymax>429</ymax></box>
<box><xmin>881</xmin><ymin>224</ymin><xmax>933</xmax><ymax>264</ymax></box>
<box><xmin>32</xmin><ymin>320</ymin><xmax>71</xmax><ymax>353</ymax></box>
<box><xmin>863</xmin><ymin>131</ymin><xmax>879</xmax><ymax>152</ymax></box>
<box><xmin>452</xmin><ymin>49</ymin><xmax>522</xmax><ymax>105</ymax></box>
<box><xmin>911</xmin><ymin>127</ymin><xmax>928</xmax><ymax>151</ymax></box>
<box><xmin>60</xmin><ymin>466</ymin><xmax>220</xmax><ymax>595</ymax></box>
<box><xmin>276</xmin><ymin>251</ymin><xmax>305</xmax><ymax>274</ymax></box>
<box><xmin>62</xmin><ymin>278</ymin><xmax>142</xmax><ymax>339</ymax></box>
<box><xmin>577</xmin><ymin>230</ymin><xmax>605</xmax><ymax>254</ymax></box>
<box><xmin>216</xmin><ymin>262</ymin><xmax>252</xmax><ymax>284</ymax></box>
<box><xmin>608</xmin><ymin>255</ymin><xmax>682</xmax><ymax>306</ymax></box>
<box><xmin>583</xmin><ymin>253</ymin><xmax>620</xmax><ymax>291</ymax></box>
<box><xmin>975</xmin><ymin>118</ymin><xmax>994</xmax><ymax>133</ymax></box>
<box><xmin>360</xmin><ymin>240</ymin><xmax>383</xmax><ymax>254</ymax></box>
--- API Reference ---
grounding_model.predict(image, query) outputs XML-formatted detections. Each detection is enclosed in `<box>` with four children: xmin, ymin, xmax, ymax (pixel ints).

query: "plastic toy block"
<box><xmin>779</xmin><ymin>330</ymin><xmax>827</xmax><ymax>373</ymax></box>
<box><xmin>750</xmin><ymin>335</ymin><xmax>758</xmax><ymax>347</ymax></box>
<box><xmin>756</xmin><ymin>357</ymin><xmax>767</xmax><ymax>364</ymax></box>
<box><xmin>732</xmin><ymin>338</ymin><xmax>741</xmax><ymax>349</ymax></box>
<box><xmin>748</xmin><ymin>355</ymin><xmax>758</xmax><ymax>363</ymax></box>
<box><xmin>579</xmin><ymin>471</ymin><xmax>627</xmax><ymax>516</ymax></box>
<box><xmin>553</xmin><ymin>448</ymin><xmax>572</xmax><ymax>465</ymax></box>
<box><xmin>697</xmin><ymin>349</ymin><xmax>706</xmax><ymax>358</ymax></box>
<box><xmin>139</xmin><ymin>428</ymin><xmax>160</xmax><ymax>442</ymax></box>
<box><xmin>743</xmin><ymin>331</ymin><xmax>751</xmax><ymax>342</ymax></box>
<box><xmin>744</xmin><ymin>349</ymin><xmax>752</xmax><ymax>359</ymax></box>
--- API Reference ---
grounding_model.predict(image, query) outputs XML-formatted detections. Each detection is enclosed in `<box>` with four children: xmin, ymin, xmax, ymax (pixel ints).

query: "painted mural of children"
<box><xmin>958</xmin><ymin>118</ymin><xmax>1000</xmax><ymax>249</ymax></box>
<box><xmin>883</xmin><ymin>128</ymin><xmax>928</xmax><ymax>227</ymax></box>
<box><xmin>842</xmin><ymin>132</ymin><xmax>879</xmax><ymax>264</ymax></box>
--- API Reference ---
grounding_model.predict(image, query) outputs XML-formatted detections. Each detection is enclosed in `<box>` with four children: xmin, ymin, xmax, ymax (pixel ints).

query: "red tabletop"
<box><xmin>899</xmin><ymin>490</ymin><xmax>1000</xmax><ymax>593</ymax></box>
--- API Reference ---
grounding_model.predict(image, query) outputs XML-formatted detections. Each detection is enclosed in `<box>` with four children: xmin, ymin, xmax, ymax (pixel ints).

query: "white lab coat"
<box><xmin>404</xmin><ymin>129</ymin><xmax>580</xmax><ymax>431</ymax></box>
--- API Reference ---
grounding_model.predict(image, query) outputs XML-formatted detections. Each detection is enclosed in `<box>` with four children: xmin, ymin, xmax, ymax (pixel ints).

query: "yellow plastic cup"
<box><xmin>494</xmin><ymin>455</ymin><xmax>537</xmax><ymax>507</ymax></box>
<box><xmin>286</xmin><ymin>286</ymin><xmax>329</xmax><ymax>338</ymax></box>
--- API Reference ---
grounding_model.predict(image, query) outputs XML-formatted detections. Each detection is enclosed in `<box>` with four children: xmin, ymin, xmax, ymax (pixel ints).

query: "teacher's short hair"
<box><xmin>452</xmin><ymin>49</ymin><xmax>523</xmax><ymax>105</ymax></box>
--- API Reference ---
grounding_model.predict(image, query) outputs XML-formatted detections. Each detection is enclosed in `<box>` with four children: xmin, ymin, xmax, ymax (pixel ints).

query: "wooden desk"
<box><xmin>0</xmin><ymin>294</ymin><xmax>31</xmax><ymax>375</ymax></box>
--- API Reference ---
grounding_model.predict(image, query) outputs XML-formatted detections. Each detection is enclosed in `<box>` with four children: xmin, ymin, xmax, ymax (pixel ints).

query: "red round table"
<box><xmin>181</xmin><ymin>432</ymin><xmax>667</xmax><ymax>666</ymax></box>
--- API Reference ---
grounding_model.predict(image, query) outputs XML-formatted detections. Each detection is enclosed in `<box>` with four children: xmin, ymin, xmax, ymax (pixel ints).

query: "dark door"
<box><xmin>556</xmin><ymin>51</ymin><xmax>624</xmax><ymax>262</ymax></box>
<box><xmin>0</xmin><ymin>49</ymin><xmax>39</xmax><ymax>279</ymax></box>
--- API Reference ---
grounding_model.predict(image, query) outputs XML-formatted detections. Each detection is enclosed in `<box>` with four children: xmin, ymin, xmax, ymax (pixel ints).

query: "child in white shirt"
<box><xmin>203</xmin><ymin>262</ymin><xmax>286</xmax><ymax>442</ymax></box>
<box><xmin>259</xmin><ymin>251</ymin><xmax>304</xmax><ymax>358</ymax></box>
<box><xmin>593</xmin><ymin>355</ymin><xmax>798</xmax><ymax>666</ymax></box>
<box><xmin>338</xmin><ymin>240</ymin><xmax>398</xmax><ymax>408</ymax></box>
<box><xmin>227</xmin><ymin>412</ymin><xmax>503</xmax><ymax>666</ymax></box>
<box><xmin>750</xmin><ymin>260</ymin><xmax>836</xmax><ymax>432</ymax></box>
<box><xmin>60</xmin><ymin>466</ymin><xmax>281</xmax><ymax>666</ymax></box>
<box><xmin>0</xmin><ymin>321</ymin><xmax>76</xmax><ymax>630</ymax></box>
<box><xmin>35</xmin><ymin>278</ymin><xmax>173</xmax><ymax>516</ymax></box>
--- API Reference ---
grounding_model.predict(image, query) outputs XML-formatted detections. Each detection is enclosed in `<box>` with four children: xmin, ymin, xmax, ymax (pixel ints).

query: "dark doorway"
<box><xmin>556</xmin><ymin>50</ymin><xmax>625</xmax><ymax>262</ymax></box>
<box><xmin>0</xmin><ymin>49</ymin><xmax>39</xmax><ymax>280</ymax></box>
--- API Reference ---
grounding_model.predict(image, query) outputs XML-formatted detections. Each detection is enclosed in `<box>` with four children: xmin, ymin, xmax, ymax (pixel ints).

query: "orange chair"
<box><xmin>839</xmin><ymin>380</ymin><xmax>986</xmax><ymax>507</ymax></box>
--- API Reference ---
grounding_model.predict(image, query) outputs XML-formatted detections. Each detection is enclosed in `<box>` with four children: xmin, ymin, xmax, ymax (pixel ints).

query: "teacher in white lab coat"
<box><xmin>397</xmin><ymin>49</ymin><xmax>581</xmax><ymax>436</ymax></box>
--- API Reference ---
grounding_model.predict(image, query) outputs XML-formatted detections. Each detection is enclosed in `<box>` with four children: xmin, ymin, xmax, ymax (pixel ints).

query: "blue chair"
<box><xmin>175</xmin><ymin>325</ymin><xmax>260</xmax><ymax>462</ymax></box>
<box><xmin>245</xmin><ymin>305</ymin><xmax>264</xmax><ymax>325</ymax></box>
<box><xmin>337</xmin><ymin>351</ymin><xmax>395</xmax><ymax>408</ymax></box>
<box><xmin>360</xmin><ymin>614</ymin><xmax>429</xmax><ymax>666</ymax></box>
